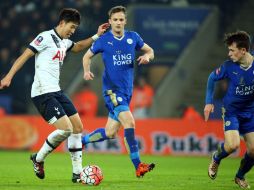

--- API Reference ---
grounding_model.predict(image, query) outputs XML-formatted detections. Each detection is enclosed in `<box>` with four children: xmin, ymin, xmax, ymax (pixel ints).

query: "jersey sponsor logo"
<box><xmin>52</xmin><ymin>50</ymin><xmax>66</xmax><ymax>61</ymax></box>
<box><xmin>127</xmin><ymin>38</ymin><xmax>133</xmax><ymax>44</ymax></box>
<box><xmin>236</xmin><ymin>84</ymin><xmax>254</xmax><ymax>95</ymax></box>
<box><xmin>34</xmin><ymin>36</ymin><xmax>43</xmax><ymax>46</ymax></box>
<box><xmin>113</xmin><ymin>53</ymin><xmax>132</xmax><ymax>66</ymax></box>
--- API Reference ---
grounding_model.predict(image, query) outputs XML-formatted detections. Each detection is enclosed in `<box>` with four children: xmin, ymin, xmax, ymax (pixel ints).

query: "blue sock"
<box><xmin>236</xmin><ymin>153</ymin><xmax>254</xmax><ymax>179</ymax></box>
<box><xmin>213</xmin><ymin>143</ymin><xmax>230</xmax><ymax>164</ymax></box>
<box><xmin>81</xmin><ymin>128</ymin><xmax>109</xmax><ymax>145</ymax></box>
<box><xmin>124</xmin><ymin>128</ymin><xmax>141</xmax><ymax>169</ymax></box>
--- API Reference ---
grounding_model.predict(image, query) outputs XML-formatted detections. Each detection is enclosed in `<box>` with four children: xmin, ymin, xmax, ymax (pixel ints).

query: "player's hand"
<box><xmin>0</xmin><ymin>76</ymin><xmax>11</xmax><ymax>90</ymax></box>
<box><xmin>84</xmin><ymin>71</ymin><xmax>94</xmax><ymax>80</ymax></box>
<box><xmin>97</xmin><ymin>23</ymin><xmax>110</xmax><ymax>36</ymax></box>
<box><xmin>204</xmin><ymin>104</ymin><xmax>214</xmax><ymax>122</ymax></box>
<box><xmin>137</xmin><ymin>54</ymin><xmax>150</xmax><ymax>65</ymax></box>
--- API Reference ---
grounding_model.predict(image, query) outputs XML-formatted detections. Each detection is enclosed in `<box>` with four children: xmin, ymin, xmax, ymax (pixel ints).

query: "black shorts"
<box><xmin>32</xmin><ymin>91</ymin><xmax>77</xmax><ymax>124</ymax></box>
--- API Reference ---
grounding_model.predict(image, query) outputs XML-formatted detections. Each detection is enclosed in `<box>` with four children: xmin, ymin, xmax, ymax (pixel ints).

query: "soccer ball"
<box><xmin>80</xmin><ymin>165</ymin><xmax>103</xmax><ymax>185</ymax></box>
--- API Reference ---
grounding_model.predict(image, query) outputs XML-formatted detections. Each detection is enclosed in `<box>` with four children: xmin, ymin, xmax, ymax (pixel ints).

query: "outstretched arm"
<box><xmin>204</xmin><ymin>72</ymin><xmax>216</xmax><ymax>121</ymax></box>
<box><xmin>71</xmin><ymin>23</ymin><xmax>109</xmax><ymax>53</ymax></box>
<box><xmin>0</xmin><ymin>48</ymin><xmax>34</xmax><ymax>89</ymax></box>
<box><xmin>83</xmin><ymin>49</ymin><xmax>95</xmax><ymax>80</ymax></box>
<box><xmin>137</xmin><ymin>43</ymin><xmax>154</xmax><ymax>65</ymax></box>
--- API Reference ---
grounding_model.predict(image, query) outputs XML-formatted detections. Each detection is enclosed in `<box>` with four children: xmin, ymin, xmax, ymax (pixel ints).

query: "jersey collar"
<box><xmin>110</xmin><ymin>30</ymin><xmax>125</xmax><ymax>41</ymax></box>
<box><xmin>240</xmin><ymin>62</ymin><xmax>253</xmax><ymax>71</ymax></box>
<box><xmin>53</xmin><ymin>28</ymin><xmax>63</xmax><ymax>40</ymax></box>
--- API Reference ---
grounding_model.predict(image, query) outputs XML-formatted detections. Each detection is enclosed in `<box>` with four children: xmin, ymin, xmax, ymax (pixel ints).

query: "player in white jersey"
<box><xmin>0</xmin><ymin>8</ymin><xmax>109</xmax><ymax>182</ymax></box>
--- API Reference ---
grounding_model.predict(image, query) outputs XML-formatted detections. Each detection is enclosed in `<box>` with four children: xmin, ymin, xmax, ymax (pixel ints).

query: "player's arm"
<box><xmin>0</xmin><ymin>48</ymin><xmax>34</xmax><ymax>89</ymax></box>
<box><xmin>82</xmin><ymin>49</ymin><xmax>95</xmax><ymax>80</ymax></box>
<box><xmin>204</xmin><ymin>72</ymin><xmax>217</xmax><ymax>121</ymax></box>
<box><xmin>71</xmin><ymin>23</ymin><xmax>109</xmax><ymax>53</ymax></box>
<box><xmin>137</xmin><ymin>43</ymin><xmax>154</xmax><ymax>65</ymax></box>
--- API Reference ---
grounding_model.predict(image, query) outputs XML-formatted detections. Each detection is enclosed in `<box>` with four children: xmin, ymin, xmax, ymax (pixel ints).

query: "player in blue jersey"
<box><xmin>0</xmin><ymin>8</ymin><xmax>109</xmax><ymax>182</ymax></box>
<box><xmin>205</xmin><ymin>31</ymin><xmax>254</xmax><ymax>189</ymax></box>
<box><xmin>81</xmin><ymin>6</ymin><xmax>155</xmax><ymax>177</ymax></box>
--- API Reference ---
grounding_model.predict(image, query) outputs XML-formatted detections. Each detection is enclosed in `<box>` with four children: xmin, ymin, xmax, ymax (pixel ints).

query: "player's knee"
<box><xmin>227</xmin><ymin>143</ymin><xmax>240</xmax><ymax>152</ymax></box>
<box><xmin>105</xmin><ymin>128</ymin><xmax>117</xmax><ymax>138</ymax></box>
<box><xmin>72</xmin><ymin>124</ymin><xmax>83</xmax><ymax>134</ymax></box>
<box><xmin>62</xmin><ymin>127</ymin><xmax>73</xmax><ymax>137</ymax></box>
<box><xmin>124</xmin><ymin>120</ymin><xmax>135</xmax><ymax>129</ymax></box>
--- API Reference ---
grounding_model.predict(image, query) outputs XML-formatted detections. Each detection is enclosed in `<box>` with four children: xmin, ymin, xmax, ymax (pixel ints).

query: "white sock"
<box><xmin>68</xmin><ymin>133</ymin><xmax>83</xmax><ymax>174</ymax></box>
<box><xmin>36</xmin><ymin>129</ymin><xmax>70</xmax><ymax>162</ymax></box>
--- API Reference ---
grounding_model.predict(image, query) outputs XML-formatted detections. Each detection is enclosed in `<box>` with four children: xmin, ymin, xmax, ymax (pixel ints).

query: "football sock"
<box><xmin>236</xmin><ymin>153</ymin><xmax>254</xmax><ymax>179</ymax></box>
<box><xmin>213</xmin><ymin>143</ymin><xmax>230</xmax><ymax>164</ymax></box>
<box><xmin>68</xmin><ymin>133</ymin><xmax>83</xmax><ymax>174</ymax></box>
<box><xmin>36</xmin><ymin>129</ymin><xmax>71</xmax><ymax>162</ymax></box>
<box><xmin>124</xmin><ymin>128</ymin><xmax>141</xmax><ymax>169</ymax></box>
<box><xmin>82</xmin><ymin>128</ymin><xmax>109</xmax><ymax>145</ymax></box>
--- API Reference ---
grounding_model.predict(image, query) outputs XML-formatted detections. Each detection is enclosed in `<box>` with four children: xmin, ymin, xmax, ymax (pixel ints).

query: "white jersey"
<box><xmin>28</xmin><ymin>29</ymin><xmax>74</xmax><ymax>97</ymax></box>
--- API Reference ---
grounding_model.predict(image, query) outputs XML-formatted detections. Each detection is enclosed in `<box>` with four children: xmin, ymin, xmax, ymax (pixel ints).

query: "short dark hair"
<box><xmin>108</xmin><ymin>6</ymin><xmax>126</xmax><ymax>18</ymax></box>
<box><xmin>224</xmin><ymin>31</ymin><xmax>250</xmax><ymax>51</ymax></box>
<box><xmin>58</xmin><ymin>8</ymin><xmax>81</xmax><ymax>25</ymax></box>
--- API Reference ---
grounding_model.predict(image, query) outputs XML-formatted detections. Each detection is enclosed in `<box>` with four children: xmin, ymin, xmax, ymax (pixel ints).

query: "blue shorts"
<box><xmin>32</xmin><ymin>91</ymin><xmax>77</xmax><ymax>124</ymax></box>
<box><xmin>223</xmin><ymin>114</ymin><xmax>254</xmax><ymax>135</ymax></box>
<box><xmin>103</xmin><ymin>90</ymin><xmax>131</xmax><ymax>122</ymax></box>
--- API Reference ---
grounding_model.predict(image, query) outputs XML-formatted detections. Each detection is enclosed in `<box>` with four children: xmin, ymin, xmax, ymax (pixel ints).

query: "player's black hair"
<box><xmin>108</xmin><ymin>6</ymin><xmax>127</xmax><ymax>18</ymax></box>
<box><xmin>58</xmin><ymin>8</ymin><xmax>81</xmax><ymax>25</ymax></box>
<box><xmin>224</xmin><ymin>31</ymin><xmax>251</xmax><ymax>51</ymax></box>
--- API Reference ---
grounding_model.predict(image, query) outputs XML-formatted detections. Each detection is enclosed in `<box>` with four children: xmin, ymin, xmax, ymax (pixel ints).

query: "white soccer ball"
<box><xmin>80</xmin><ymin>165</ymin><xmax>103</xmax><ymax>185</ymax></box>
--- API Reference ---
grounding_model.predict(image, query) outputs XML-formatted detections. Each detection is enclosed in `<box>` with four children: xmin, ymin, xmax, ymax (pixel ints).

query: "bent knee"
<box><xmin>72</xmin><ymin>125</ymin><xmax>83</xmax><ymax>134</ymax></box>
<box><xmin>226</xmin><ymin>143</ymin><xmax>240</xmax><ymax>153</ymax></box>
<box><xmin>106</xmin><ymin>130</ymin><xmax>117</xmax><ymax>138</ymax></box>
<box><xmin>60</xmin><ymin>127</ymin><xmax>73</xmax><ymax>138</ymax></box>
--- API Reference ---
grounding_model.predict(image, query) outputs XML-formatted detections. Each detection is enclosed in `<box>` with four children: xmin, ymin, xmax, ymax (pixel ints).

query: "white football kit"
<box><xmin>28</xmin><ymin>29</ymin><xmax>74</xmax><ymax>97</ymax></box>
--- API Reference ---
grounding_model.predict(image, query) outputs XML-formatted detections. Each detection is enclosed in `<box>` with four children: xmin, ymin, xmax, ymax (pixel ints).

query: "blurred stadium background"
<box><xmin>0</xmin><ymin>0</ymin><xmax>254</xmax><ymax>172</ymax></box>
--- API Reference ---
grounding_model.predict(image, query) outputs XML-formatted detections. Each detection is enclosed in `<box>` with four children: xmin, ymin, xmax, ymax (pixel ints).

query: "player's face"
<box><xmin>228</xmin><ymin>42</ymin><xmax>246</xmax><ymax>62</ymax></box>
<box><xmin>109</xmin><ymin>12</ymin><xmax>126</xmax><ymax>35</ymax></box>
<box><xmin>60</xmin><ymin>21</ymin><xmax>78</xmax><ymax>39</ymax></box>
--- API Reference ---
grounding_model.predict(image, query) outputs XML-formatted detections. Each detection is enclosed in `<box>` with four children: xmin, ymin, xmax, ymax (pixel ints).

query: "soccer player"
<box><xmin>204</xmin><ymin>31</ymin><xmax>254</xmax><ymax>189</ymax></box>
<box><xmin>0</xmin><ymin>8</ymin><xmax>108</xmax><ymax>182</ymax></box>
<box><xmin>81</xmin><ymin>6</ymin><xmax>155</xmax><ymax>177</ymax></box>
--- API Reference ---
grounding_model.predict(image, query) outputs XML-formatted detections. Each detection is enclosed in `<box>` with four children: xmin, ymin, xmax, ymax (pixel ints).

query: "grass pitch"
<box><xmin>0</xmin><ymin>151</ymin><xmax>253</xmax><ymax>190</ymax></box>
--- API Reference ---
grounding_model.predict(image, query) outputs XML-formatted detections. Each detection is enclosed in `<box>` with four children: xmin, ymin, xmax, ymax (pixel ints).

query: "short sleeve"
<box><xmin>90</xmin><ymin>39</ymin><xmax>103</xmax><ymax>54</ymax></box>
<box><xmin>212</xmin><ymin>63</ymin><xmax>228</xmax><ymax>81</ymax></box>
<box><xmin>28</xmin><ymin>32</ymin><xmax>47</xmax><ymax>53</ymax></box>
<box><xmin>66</xmin><ymin>39</ymin><xmax>75</xmax><ymax>52</ymax></box>
<box><xmin>133</xmin><ymin>32</ymin><xmax>144</xmax><ymax>51</ymax></box>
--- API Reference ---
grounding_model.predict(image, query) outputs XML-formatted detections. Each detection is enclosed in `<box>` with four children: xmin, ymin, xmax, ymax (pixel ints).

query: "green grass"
<box><xmin>0</xmin><ymin>151</ymin><xmax>253</xmax><ymax>190</ymax></box>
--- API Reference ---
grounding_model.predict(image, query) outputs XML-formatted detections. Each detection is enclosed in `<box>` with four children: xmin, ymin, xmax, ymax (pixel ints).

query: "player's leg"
<box><xmin>68</xmin><ymin>113</ymin><xmax>83</xmax><ymax>183</ymax></box>
<box><xmin>58</xmin><ymin>92</ymin><xmax>84</xmax><ymax>183</ymax></box>
<box><xmin>118</xmin><ymin>110</ymin><xmax>155</xmax><ymax>177</ymax></box>
<box><xmin>30</xmin><ymin>92</ymin><xmax>73</xmax><ymax>179</ymax></box>
<box><xmin>82</xmin><ymin>116</ymin><xmax>121</xmax><ymax>145</ymax></box>
<box><xmin>208</xmin><ymin>115</ymin><xmax>240</xmax><ymax>179</ymax></box>
<box><xmin>235</xmin><ymin>131</ymin><xmax>254</xmax><ymax>189</ymax></box>
<box><xmin>31</xmin><ymin>115</ymin><xmax>73</xmax><ymax>179</ymax></box>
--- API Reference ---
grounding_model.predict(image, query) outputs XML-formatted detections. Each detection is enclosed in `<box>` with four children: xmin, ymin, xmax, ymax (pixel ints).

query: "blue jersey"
<box><xmin>206</xmin><ymin>60</ymin><xmax>254</xmax><ymax>117</ymax></box>
<box><xmin>90</xmin><ymin>30</ymin><xmax>144</xmax><ymax>96</ymax></box>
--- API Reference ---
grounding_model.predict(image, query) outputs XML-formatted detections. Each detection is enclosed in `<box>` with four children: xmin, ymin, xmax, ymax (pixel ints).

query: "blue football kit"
<box><xmin>90</xmin><ymin>30</ymin><xmax>144</xmax><ymax>121</ymax></box>
<box><xmin>206</xmin><ymin>59</ymin><xmax>254</xmax><ymax>134</ymax></box>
